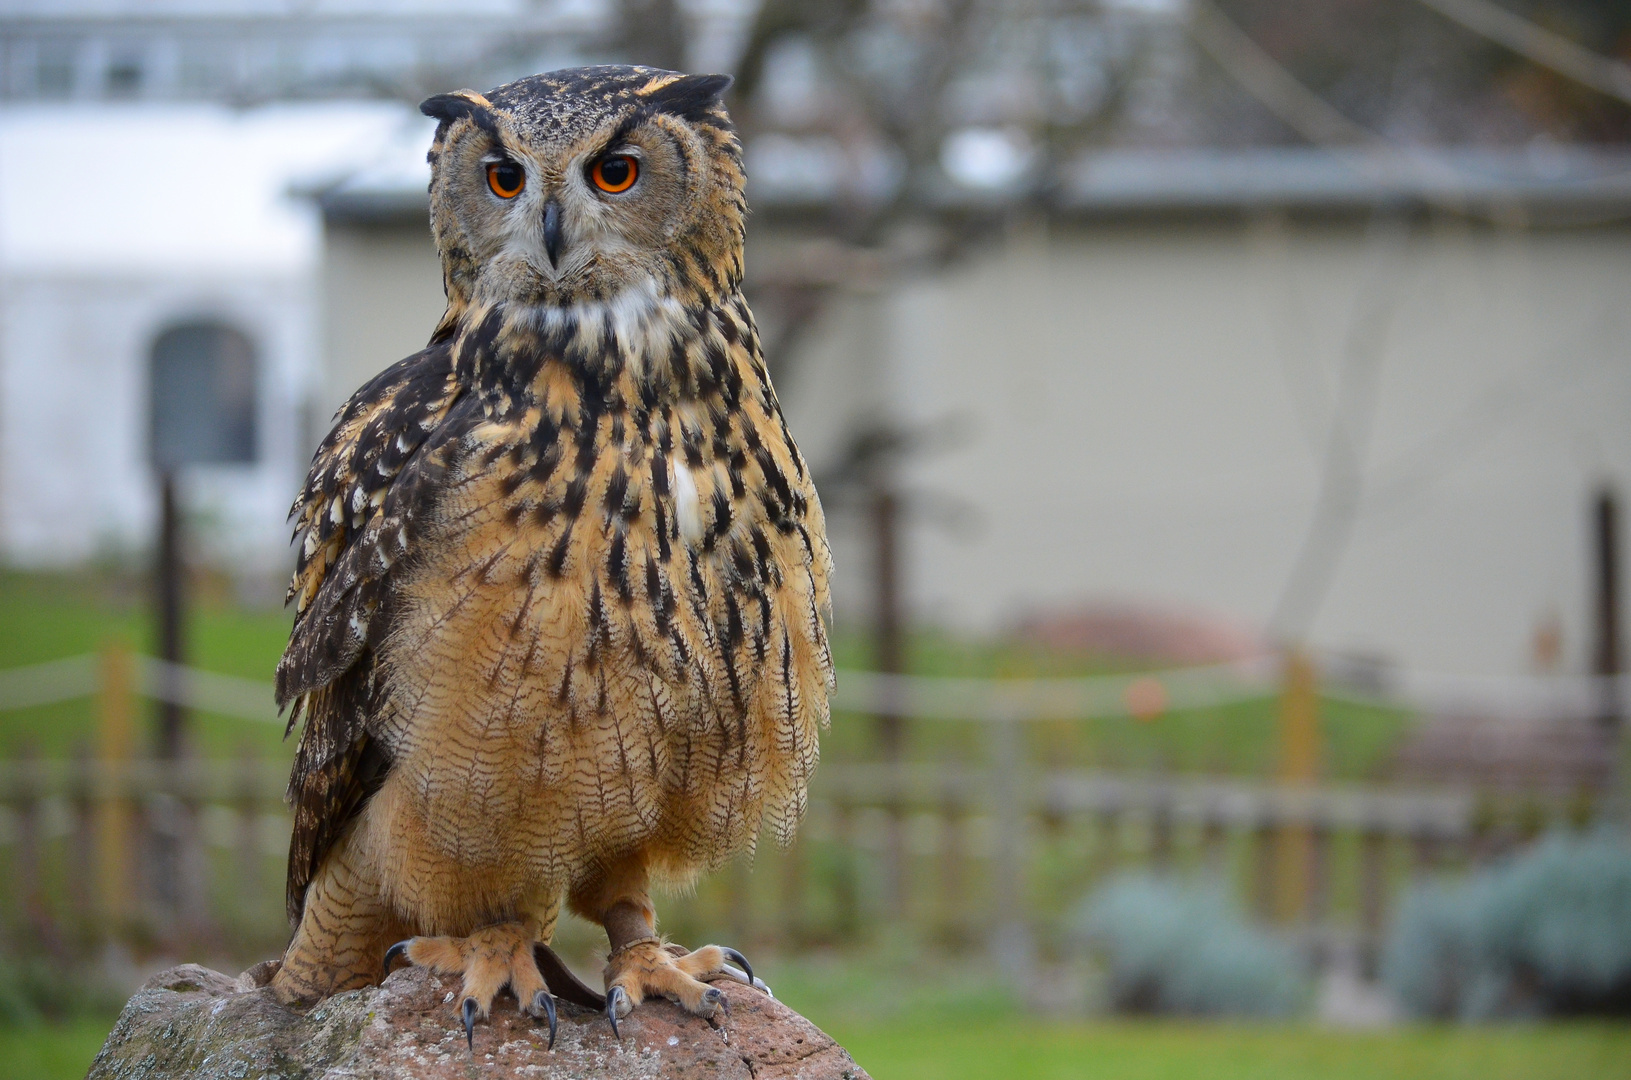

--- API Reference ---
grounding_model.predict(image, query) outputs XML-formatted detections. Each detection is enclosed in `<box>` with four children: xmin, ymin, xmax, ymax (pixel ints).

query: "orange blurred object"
<box><xmin>1124</xmin><ymin>676</ymin><xmax>1169</xmax><ymax>722</ymax></box>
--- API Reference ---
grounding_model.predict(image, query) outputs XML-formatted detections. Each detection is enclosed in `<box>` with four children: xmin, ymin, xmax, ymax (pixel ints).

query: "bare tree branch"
<box><xmin>1411</xmin><ymin>0</ymin><xmax>1631</xmax><ymax>107</ymax></box>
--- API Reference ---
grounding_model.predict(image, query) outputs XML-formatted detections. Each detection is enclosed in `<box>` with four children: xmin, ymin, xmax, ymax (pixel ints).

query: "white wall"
<box><xmin>0</xmin><ymin>270</ymin><xmax>314</xmax><ymax>569</ymax></box>
<box><xmin>775</xmin><ymin>216</ymin><xmax>1631</xmax><ymax>677</ymax></box>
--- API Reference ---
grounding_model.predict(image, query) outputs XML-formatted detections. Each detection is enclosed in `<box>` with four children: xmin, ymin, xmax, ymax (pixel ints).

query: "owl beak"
<box><xmin>542</xmin><ymin>199</ymin><xmax>564</xmax><ymax>269</ymax></box>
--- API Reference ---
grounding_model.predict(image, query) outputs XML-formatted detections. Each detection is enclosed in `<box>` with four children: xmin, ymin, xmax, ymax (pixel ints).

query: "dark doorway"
<box><xmin>149</xmin><ymin>321</ymin><xmax>258</xmax><ymax>469</ymax></box>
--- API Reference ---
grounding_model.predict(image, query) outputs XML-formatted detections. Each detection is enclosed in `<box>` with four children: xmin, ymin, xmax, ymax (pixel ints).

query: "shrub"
<box><xmin>1069</xmin><ymin>873</ymin><xmax>1307</xmax><ymax>1017</ymax></box>
<box><xmin>1383</xmin><ymin>829</ymin><xmax>1631</xmax><ymax>1019</ymax></box>
<box><xmin>0</xmin><ymin>949</ymin><xmax>127</xmax><ymax>1026</ymax></box>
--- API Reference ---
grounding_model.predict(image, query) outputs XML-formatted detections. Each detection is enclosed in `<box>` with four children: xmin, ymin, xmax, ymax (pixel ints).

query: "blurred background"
<box><xmin>1</xmin><ymin>0</ymin><xmax>1630</xmax><ymax>1077</ymax></box>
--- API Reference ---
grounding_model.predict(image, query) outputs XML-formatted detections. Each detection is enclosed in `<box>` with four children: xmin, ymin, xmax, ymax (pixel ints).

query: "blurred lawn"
<box><xmin>4</xmin><ymin>1016</ymin><xmax>1628</xmax><ymax>1080</ymax></box>
<box><xmin>0</xmin><ymin>570</ymin><xmax>294</xmax><ymax>760</ymax></box>
<box><xmin>831</xmin><ymin>1021</ymin><xmax>1631</xmax><ymax>1080</ymax></box>
<box><xmin>0</xmin><ymin>570</ymin><xmax>1415</xmax><ymax>777</ymax></box>
<box><xmin>0</xmin><ymin>1019</ymin><xmax>116</xmax><ymax>1080</ymax></box>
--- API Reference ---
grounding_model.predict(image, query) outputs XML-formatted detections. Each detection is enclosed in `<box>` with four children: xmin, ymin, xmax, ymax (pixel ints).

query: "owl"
<box><xmin>266</xmin><ymin>66</ymin><xmax>834</xmax><ymax>1050</ymax></box>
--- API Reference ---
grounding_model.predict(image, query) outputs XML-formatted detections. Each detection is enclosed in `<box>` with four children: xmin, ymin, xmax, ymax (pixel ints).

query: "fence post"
<box><xmin>1252</xmin><ymin>811</ymin><xmax>1277</xmax><ymax>922</ymax></box>
<box><xmin>832</xmin><ymin>795</ymin><xmax>859</xmax><ymax>940</ymax></box>
<box><xmin>780</xmin><ymin>836</ymin><xmax>805</xmax><ymax>947</ymax></box>
<box><xmin>1150</xmin><ymin>784</ymin><xmax>1174</xmax><ymax>871</ymax></box>
<box><xmin>1410</xmin><ymin>825</ymin><xmax>1441</xmax><ymax>879</ymax></box>
<box><xmin>236</xmin><ymin>745</ymin><xmax>262</xmax><ymax>926</ymax></box>
<box><xmin>938</xmin><ymin>785</ymin><xmax>968</xmax><ymax>947</ymax></box>
<box><xmin>69</xmin><ymin>741</ymin><xmax>97</xmax><ymax>936</ymax></box>
<box><xmin>96</xmin><ymin>640</ymin><xmax>135</xmax><ymax>932</ymax></box>
<box><xmin>1358</xmin><ymin>827</ymin><xmax>1388</xmax><ymax>979</ymax></box>
<box><xmin>1201</xmin><ymin>813</ymin><xmax>1228</xmax><ymax>876</ymax></box>
<box><xmin>12</xmin><ymin>743</ymin><xmax>52</xmax><ymax>946</ymax></box>
<box><xmin>720</xmin><ymin>849</ymin><xmax>751</xmax><ymax>948</ymax></box>
<box><xmin>1094</xmin><ymin>803</ymin><xmax>1122</xmax><ymax>881</ymax></box>
<box><xmin>988</xmin><ymin>704</ymin><xmax>1033</xmax><ymax>987</ymax></box>
<box><xmin>1307</xmin><ymin>818</ymin><xmax>1333</xmax><ymax>964</ymax></box>
<box><xmin>1274</xmin><ymin>649</ymin><xmax>1320</xmax><ymax>922</ymax></box>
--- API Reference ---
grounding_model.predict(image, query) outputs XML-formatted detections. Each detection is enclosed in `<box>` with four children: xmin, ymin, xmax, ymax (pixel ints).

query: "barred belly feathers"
<box><xmin>269</xmin><ymin>66</ymin><xmax>833</xmax><ymax>1035</ymax></box>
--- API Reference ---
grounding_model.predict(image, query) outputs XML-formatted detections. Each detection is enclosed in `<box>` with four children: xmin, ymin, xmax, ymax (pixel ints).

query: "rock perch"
<box><xmin>87</xmin><ymin>960</ymin><xmax>870</xmax><ymax>1079</ymax></box>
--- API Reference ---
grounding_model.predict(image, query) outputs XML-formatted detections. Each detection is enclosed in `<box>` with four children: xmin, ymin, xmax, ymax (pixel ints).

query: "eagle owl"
<box><xmin>268</xmin><ymin>66</ymin><xmax>834</xmax><ymax>1047</ymax></box>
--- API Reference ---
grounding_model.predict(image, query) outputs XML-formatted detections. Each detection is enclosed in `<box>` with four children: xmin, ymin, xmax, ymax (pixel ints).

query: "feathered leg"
<box><xmin>271</xmin><ymin>843</ymin><xmax>407</xmax><ymax>1005</ymax></box>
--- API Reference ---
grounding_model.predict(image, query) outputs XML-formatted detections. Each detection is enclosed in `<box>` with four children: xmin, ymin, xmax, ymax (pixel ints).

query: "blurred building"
<box><xmin>311</xmin><ymin>142</ymin><xmax>1631</xmax><ymax>675</ymax></box>
<box><xmin>0</xmin><ymin>101</ymin><xmax>408</xmax><ymax>569</ymax></box>
<box><xmin>2</xmin><ymin>0</ymin><xmax>1627</xmax><ymax>677</ymax></box>
<box><xmin>0</xmin><ymin>1</ymin><xmax>599</xmax><ymax>104</ymax></box>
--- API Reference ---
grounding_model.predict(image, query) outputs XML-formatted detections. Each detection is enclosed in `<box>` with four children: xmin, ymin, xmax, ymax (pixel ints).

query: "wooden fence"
<box><xmin>0</xmin><ymin>751</ymin><xmax>1566</xmax><ymax>976</ymax></box>
<box><xmin>0</xmin><ymin>644</ymin><xmax>1613</xmax><ymax>972</ymax></box>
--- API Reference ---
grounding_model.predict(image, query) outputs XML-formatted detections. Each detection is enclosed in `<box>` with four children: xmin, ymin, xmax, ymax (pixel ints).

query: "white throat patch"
<box><xmin>524</xmin><ymin>279</ymin><xmax>688</xmax><ymax>379</ymax></box>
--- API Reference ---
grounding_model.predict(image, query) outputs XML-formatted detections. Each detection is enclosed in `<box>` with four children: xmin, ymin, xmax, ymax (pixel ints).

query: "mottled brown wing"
<box><xmin>277</xmin><ymin>342</ymin><xmax>466</xmax><ymax>921</ymax></box>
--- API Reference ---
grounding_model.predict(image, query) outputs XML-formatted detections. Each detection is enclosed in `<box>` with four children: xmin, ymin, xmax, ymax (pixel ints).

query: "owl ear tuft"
<box><xmin>420</xmin><ymin>91</ymin><xmax>500</xmax><ymax>137</ymax></box>
<box><xmin>645</xmin><ymin>74</ymin><xmax>733</xmax><ymax>121</ymax></box>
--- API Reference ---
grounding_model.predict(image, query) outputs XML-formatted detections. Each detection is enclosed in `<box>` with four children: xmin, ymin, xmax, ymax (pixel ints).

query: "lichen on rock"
<box><xmin>87</xmin><ymin>960</ymin><xmax>870</xmax><ymax>1079</ymax></box>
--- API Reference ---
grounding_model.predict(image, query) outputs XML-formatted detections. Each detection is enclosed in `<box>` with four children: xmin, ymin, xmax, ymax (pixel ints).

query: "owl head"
<box><xmin>420</xmin><ymin>66</ymin><xmax>745</xmax><ymax>318</ymax></box>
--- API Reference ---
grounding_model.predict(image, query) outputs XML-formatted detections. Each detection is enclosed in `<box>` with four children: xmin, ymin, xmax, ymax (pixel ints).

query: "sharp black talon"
<box><xmin>721</xmin><ymin>947</ymin><xmax>754</xmax><ymax>987</ymax></box>
<box><xmin>462</xmin><ymin>997</ymin><xmax>478</xmax><ymax>1051</ymax></box>
<box><xmin>531</xmin><ymin>990</ymin><xmax>558</xmax><ymax>1050</ymax></box>
<box><xmin>606</xmin><ymin>985</ymin><xmax>627</xmax><ymax>1041</ymax></box>
<box><xmin>382</xmin><ymin>940</ymin><xmax>412</xmax><ymax>980</ymax></box>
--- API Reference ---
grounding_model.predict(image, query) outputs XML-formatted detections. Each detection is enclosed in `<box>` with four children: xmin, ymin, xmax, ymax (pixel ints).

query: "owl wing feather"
<box><xmin>277</xmin><ymin>341</ymin><xmax>466</xmax><ymax>921</ymax></box>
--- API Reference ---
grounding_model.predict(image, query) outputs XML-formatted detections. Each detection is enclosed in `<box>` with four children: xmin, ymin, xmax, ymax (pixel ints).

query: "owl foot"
<box><xmin>382</xmin><ymin>923</ymin><xmax>557</xmax><ymax>1051</ymax></box>
<box><xmin>601</xmin><ymin>940</ymin><xmax>766</xmax><ymax>1038</ymax></box>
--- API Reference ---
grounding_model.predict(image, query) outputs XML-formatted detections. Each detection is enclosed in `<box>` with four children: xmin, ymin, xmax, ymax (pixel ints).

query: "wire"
<box><xmin>1410</xmin><ymin>0</ymin><xmax>1631</xmax><ymax>108</ymax></box>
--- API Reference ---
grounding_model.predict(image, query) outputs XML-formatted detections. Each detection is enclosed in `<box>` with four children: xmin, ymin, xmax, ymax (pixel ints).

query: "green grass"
<box><xmin>827</xmin><ymin>1021</ymin><xmax>1631</xmax><ymax>1080</ymax></box>
<box><xmin>0</xmin><ymin>571</ymin><xmax>1416</xmax><ymax>781</ymax></box>
<box><xmin>0</xmin><ymin>569</ymin><xmax>293</xmax><ymax>760</ymax></box>
<box><xmin>0</xmin><ymin>1018</ymin><xmax>116</xmax><ymax>1080</ymax></box>
<box><xmin>757</xmin><ymin>952</ymin><xmax>1631</xmax><ymax>1080</ymax></box>
<box><xmin>825</xmin><ymin>626</ymin><xmax>1414</xmax><ymax>782</ymax></box>
<box><xmin>2</xmin><ymin>1016</ymin><xmax>1627</xmax><ymax>1080</ymax></box>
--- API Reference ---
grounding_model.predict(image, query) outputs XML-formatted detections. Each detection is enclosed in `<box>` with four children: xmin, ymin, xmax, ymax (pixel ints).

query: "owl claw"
<box><xmin>720</xmin><ymin>947</ymin><xmax>754</xmax><ymax>987</ymax></box>
<box><xmin>528</xmin><ymin>989</ymin><xmax>558</xmax><ymax>1050</ymax></box>
<box><xmin>382</xmin><ymin>940</ymin><xmax>411</xmax><ymax>980</ymax></box>
<box><xmin>716</xmin><ymin>948</ymin><xmax>771</xmax><ymax>997</ymax></box>
<box><xmin>606</xmin><ymin>985</ymin><xmax>629</xmax><ymax>1040</ymax></box>
<box><xmin>461</xmin><ymin>997</ymin><xmax>478</xmax><ymax>1050</ymax></box>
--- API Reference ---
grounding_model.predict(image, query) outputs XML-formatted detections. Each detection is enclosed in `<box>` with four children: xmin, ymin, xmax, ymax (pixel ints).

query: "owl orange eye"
<box><xmin>486</xmin><ymin>161</ymin><xmax>525</xmax><ymax>198</ymax></box>
<box><xmin>590</xmin><ymin>155</ymin><xmax>638</xmax><ymax>194</ymax></box>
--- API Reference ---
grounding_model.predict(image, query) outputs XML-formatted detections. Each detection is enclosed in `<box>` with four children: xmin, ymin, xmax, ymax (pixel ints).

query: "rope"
<box><xmin>0</xmin><ymin>651</ymin><xmax>1623</xmax><ymax>725</ymax></box>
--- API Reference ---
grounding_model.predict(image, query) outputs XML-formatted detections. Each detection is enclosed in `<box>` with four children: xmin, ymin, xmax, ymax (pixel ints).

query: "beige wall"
<box><xmin>319</xmin><ymin>220</ymin><xmax>446</xmax><ymax>420</ymax></box>
<box><xmin>319</xmin><ymin>211</ymin><xmax>1631</xmax><ymax>675</ymax></box>
<box><xmin>775</xmin><ymin>216</ymin><xmax>1631</xmax><ymax>676</ymax></box>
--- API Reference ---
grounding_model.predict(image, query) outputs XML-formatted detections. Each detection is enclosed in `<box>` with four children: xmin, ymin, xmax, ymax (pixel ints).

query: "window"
<box><xmin>105</xmin><ymin>49</ymin><xmax>144</xmax><ymax>98</ymax></box>
<box><xmin>149</xmin><ymin>322</ymin><xmax>259</xmax><ymax>468</ymax></box>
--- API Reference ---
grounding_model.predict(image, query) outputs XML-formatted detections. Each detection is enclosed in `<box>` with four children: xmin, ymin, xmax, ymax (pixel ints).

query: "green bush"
<box><xmin>1384</xmin><ymin>830</ymin><xmax>1631</xmax><ymax>1019</ymax></box>
<box><xmin>1069</xmin><ymin>873</ymin><xmax>1307</xmax><ymax>1017</ymax></box>
<box><xmin>0</xmin><ymin>952</ymin><xmax>125</xmax><ymax>1027</ymax></box>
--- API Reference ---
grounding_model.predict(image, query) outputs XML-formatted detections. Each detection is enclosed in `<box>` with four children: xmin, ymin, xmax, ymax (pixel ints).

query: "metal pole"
<box><xmin>156</xmin><ymin>470</ymin><xmax>187</xmax><ymax>759</ymax></box>
<box><xmin>1592</xmin><ymin>486</ymin><xmax>1628</xmax><ymax>825</ymax></box>
<box><xmin>1593</xmin><ymin>486</ymin><xmax>1622</xmax><ymax>729</ymax></box>
<box><xmin>871</xmin><ymin>483</ymin><xmax>909</xmax><ymax>918</ymax></box>
<box><xmin>153</xmin><ymin>470</ymin><xmax>188</xmax><ymax>926</ymax></box>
